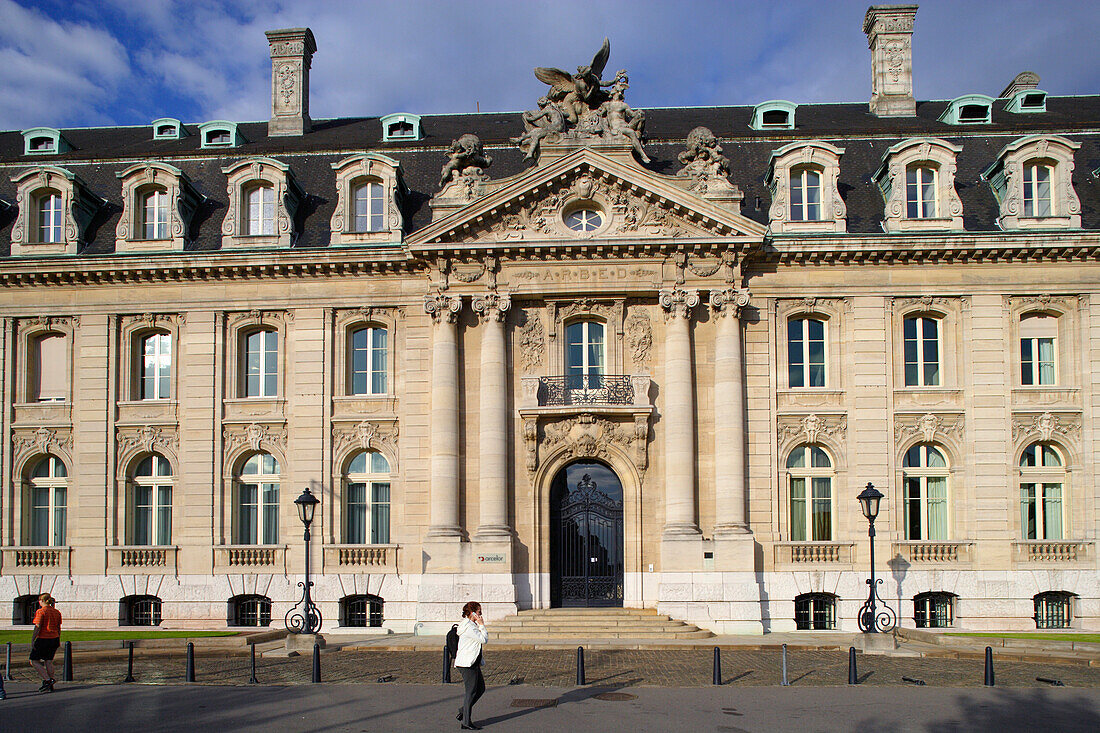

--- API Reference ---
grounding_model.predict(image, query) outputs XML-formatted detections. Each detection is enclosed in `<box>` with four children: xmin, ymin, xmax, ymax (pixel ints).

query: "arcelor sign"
<box><xmin>476</xmin><ymin>553</ymin><xmax>506</xmax><ymax>564</ymax></box>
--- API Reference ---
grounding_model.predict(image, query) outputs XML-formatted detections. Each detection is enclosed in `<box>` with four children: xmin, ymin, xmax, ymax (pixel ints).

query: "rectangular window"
<box><xmin>238</xmin><ymin>482</ymin><xmax>278</xmax><ymax>544</ymax></box>
<box><xmin>906</xmin><ymin>167</ymin><xmax>936</xmax><ymax>218</ymax></box>
<box><xmin>789</xmin><ymin>169</ymin><xmax>821</xmax><ymax>222</ymax></box>
<box><xmin>141</xmin><ymin>333</ymin><xmax>171</xmax><ymax>400</ymax></box>
<box><xmin>1042</xmin><ymin>483</ymin><xmax>1063</xmax><ymax>540</ymax></box>
<box><xmin>1023</xmin><ymin>164</ymin><xmax>1053</xmax><ymax>217</ymax></box>
<box><xmin>30</xmin><ymin>487</ymin><xmax>50</xmax><ymax>545</ymax></box>
<box><xmin>371</xmin><ymin>482</ymin><xmax>390</xmax><ymax>544</ymax></box>
<box><xmin>903</xmin><ymin>317</ymin><xmax>940</xmax><ymax>386</ymax></box>
<box><xmin>35</xmin><ymin>334</ymin><xmax>68</xmax><ymax>402</ymax></box>
<box><xmin>810</xmin><ymin>477</ymin><xmax>831</xmax><ymax>541</ymax></box>
<box><xmin>1021</xmin><ymin>338</ymin><xmax>1056</xmax><ymax>385</ymax></box>
<box><xmin>353</xmin><ymin>182</ymin><xmax>385</xmax><ymax>233</ymax></box>
<box><xmin>788</xmin><ymin>318</ymin><xmax>825</xmax><ymax>388</ymax></box>
<box><xmin>143</xmin><ymin>190</ymin><xmax>169</xmax><ymax>240</ymax></box>
<box><xmin>245</xmin><ymin>330</ymin><xmax>278</xmax><ymax>397</ymax></box>
<box><xmin>350</xmin><ymin>327</ymin><xmax>387</xmax><ymax>395</ymax></box>
<box><xmin>38</xmin><ymin>194</ymin><xmax>63</xmax><ymax>243</ymax></box>
<box><xmin>346</xmin><ymin>482</ymin><xmax>366</xmax><ymax>544</ymax></box>
<box><xmin>133</xmin><ymin>484</ymin><xmax>172</xmax><ymax>545</ymax></box>
<box><xmin>246</xmin><ymin>186</ymin><xmax>275</xmax><ymax>236</ymax></box>
<box><xmin>790</xmin><ymin>478</ymin><xmax>807</xmax><ymax>542</ymax></box>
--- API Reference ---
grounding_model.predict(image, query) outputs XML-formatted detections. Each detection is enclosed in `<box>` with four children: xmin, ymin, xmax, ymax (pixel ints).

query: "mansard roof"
<box><xmin>1</xmin><ymin>95</ymin><xmax>1099</xmax><ymax>257</ymax></box>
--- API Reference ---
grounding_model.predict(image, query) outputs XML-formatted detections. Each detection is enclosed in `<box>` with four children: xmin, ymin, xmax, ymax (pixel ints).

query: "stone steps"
<box><xmin>489</xmin><ymin>607</ymin><xmax>713</xmax><ymax>641</ymax></box>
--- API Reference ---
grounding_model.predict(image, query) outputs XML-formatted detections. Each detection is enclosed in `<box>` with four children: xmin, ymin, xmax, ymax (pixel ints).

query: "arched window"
<box><xmin>1020</xmin><ymin>443</ymin><xmax>1065</xmax><ymax>540</ymax></box>
<box><xmin>243</xmin><ymin>329</ymin><xmax>278</xmax><ymax>398</ymax></box>
<box><xmin>229</xmin><ymin>594</ymin><xmax>271</xmax><ymax>627</ymax></box>
<box><xmin>36</xmin><ymin>190</ymin><xmax>63</xmax><ymax>243</ymax></box>
<box><xmin>914</xmin><ymin>591</ymin><xmax>955</xmax><ymax>628</ymax></box>
<box><xmin>139</xmin><ymin>331</ymin><xmax>172</xmax><ymax>400</ymax></box>
<box><xmin>1034</xmin><ymin>591</ymin><xmax>1073</xmax><ymax>629</ymax></box>
<box><xmin>1022</xmin><ymin>160</ymin><xmax>1054</xmax><ymax>217</ymax></box>
<box><xmin>121</xmin><ymin>595</ymin><xmax>162</xmax><ymax>626</ymax></box>
<box><xmin>345</xmin><ymin>451</ymin><xmax>391</xmax><ymax>544</ymax></box>
<box><xmin>352</xmin><ymin>181</ymin><xmax>385</xmax><ymax>233</ymax></box>
<box><xmin>238</xmin><ymin>453</ymin><xmax>279</xmax><ymax>545</ymax></box>
<box><xmin>906</xmin><ymin>165</ymin><xmax>937</xmax><ymax>218</ymax></box>
<box><xmin>794</xmin><ymin>593</ymin><xmax>836</xmax><ymax>630</ymax></box>
<box><xmin>28</xmin><ymin>455</ymin><xmax>67</xmax><ymax>546</ymax></box>
<box><xmin>245</xmin><ymin>184</ymin><xmax>275</xmax><ymax>236</ymax></box>
<box><xmin>903</xmin><ymin>444</ymin><xmax>949</xmax><ymax>540</ymax></box>
<box><xmin>132</xmin><ymin>454</ymin><xmax>172</xmax><ymax>545</ymax></box>
<box><xmin>787</xmin><ymin>445</ymin><xmax>833</xmax><ymax>541</ymax></box>
<box><xmin>1020</xmin><ymin>314</ymin><xmax>1057</xmax><ymax>386</ymax></box>
<box><xmin>340</xmin><ymin>594</ymin><xmax>384</xmax><ymax>627</ymax></box>
<box><xmin>565</xmin><ymin>320</ymin><xmax>605</xmax><ymax>392</ymax></box>
<box><xmin>349</xmin><ymin>325</ymin><xmax>387</xmax><ymax>395</ymax></box>
<box><xmin>789</xmin><ymin>166</ymin><xmax>822</xmax><ymax>222</ymax></box>
<box><xmin>903</xmin><ymin>316</ymin><xmax>940</xmax><ymax>386</ymax></box>
<box><xmin>787</xmin><ymin>317</ymin><xmax>825</xmax><ymax>388</ymax></box>
<box><xmin>141</xmin><ymin>187</ymin><xmax>169</xmax><ymax>240</ymax></box>
<box><xmin>33</xmin><ymin>333</ymin><xmax>68</xmax><ymax>402</ymax></box>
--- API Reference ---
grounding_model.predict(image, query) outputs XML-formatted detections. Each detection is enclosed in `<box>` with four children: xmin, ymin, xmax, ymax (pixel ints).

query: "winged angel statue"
<box><xmin>513</xmin><ymin>38</ymin><xmax>648</xmax><ymax>163</ymax></box>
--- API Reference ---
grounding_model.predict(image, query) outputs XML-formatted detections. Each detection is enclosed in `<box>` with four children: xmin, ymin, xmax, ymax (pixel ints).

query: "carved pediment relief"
<box><xmin>894</xmin><ymin>412</ymin><xmax>964</xmax><ymax>449</ymax></box>
<box><xmin>408</xmin><ymin>148</ymin><xmax>766</xmax><ymax>248</ymax></box>
<box><xmin>524</xmin><ymin>412</ymin><xmax>649</xmax><ymax>477</ymax></box>
<box><xmin>333</xmin><ymin>420</ymin><xmax>400</xmax><ymax>468</ymax></box>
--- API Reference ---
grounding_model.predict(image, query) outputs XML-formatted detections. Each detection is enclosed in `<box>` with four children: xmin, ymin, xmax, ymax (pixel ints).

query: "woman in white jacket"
<box><xmin>454</xmin><ymin>600</ymin><xmax>489</xmax><ymax>729</ymax></box>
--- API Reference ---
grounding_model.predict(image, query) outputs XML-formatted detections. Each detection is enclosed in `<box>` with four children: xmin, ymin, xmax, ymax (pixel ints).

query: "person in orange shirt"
<box><xmin>30</xmin><ymin>593</ymin><xmax>62</xmax><ymax>693</ymax></box>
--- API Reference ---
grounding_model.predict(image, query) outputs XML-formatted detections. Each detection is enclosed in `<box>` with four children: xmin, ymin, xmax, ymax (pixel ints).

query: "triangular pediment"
<box><xmin>407</xmin><ymin>147</ymin><xmax>767</xmax><ymax>250</ymax></box>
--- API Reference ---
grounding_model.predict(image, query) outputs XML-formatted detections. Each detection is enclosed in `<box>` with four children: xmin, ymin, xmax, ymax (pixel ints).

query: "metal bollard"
<box><xmin>781</xmin><ymin>643</ymin><xmax>789</xmax><ymax>686</ymax></box>
<box><xmin>62</xmin><ymin>641</ymin><xmax>73</xmax><ymax>681</ymax></box>
<box><xmin>984</xmin><ymin>646</ymin><xmax>994</xmax><ymax>687</ymax></box>
<box><xmin>249</xmin><ymin>643</ymin><xmax>258</xmax><ymax>685</ymax></box>
<box><xmin>185</xmin><ymin>642</ymin><xmax>195</xmax><ymax>683</ymax></box>
<box><xmin>312</xmin><ymin>643</ymin><xmax>321</xmax><ymax>683</ymax></box>
<box><xmin>712</xmin><ymin>646</ymin><xmax>722</xmax><ymax>685</ymax></box>
<box><xmin>0</xmin><ymin>670</ymin><xmax>5</xmax><ymax>700</ymax></box>
<box><xmin>442</xmin><ymin>644</ymin><xmax>452</xmax><ymax>684</ymax></box>
<box><xmin>4</xmin><ymin>642</ymin><xmax>12</xmax><ymax>681</ymax></box>
<box><xmin>124</xmin><ymin>641</ymin><xmax>135</xmax><ymax>683</ymax></box>
<box><xmin>576</xmin><ymin>646</ymin><xmax>585</xmax><ymax>686</ymax></box>
<box><xmin>848</xmin><ymin>647</ymin><xmax>857</xmax><ymax>685</ymax></box>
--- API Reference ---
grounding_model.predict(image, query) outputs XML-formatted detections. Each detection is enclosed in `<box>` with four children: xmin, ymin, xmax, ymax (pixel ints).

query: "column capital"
<box><xmin>659</xmin><ymin>288</ymin><xmax>700</xmax><ymax>321</ymax></box>
<box><xmin>709</xmin><ymin>287</ymin><xmax>751</xmax><ymax>318</ymax></box>
<box><xmin>424</xmin><ymin>293</ymin><xmax>462</xmax><ymax>324</ymax></box>
<box><xmin>471</xmin><ymin>292</ymin><xmax>511</xmax><ymax>323</ymax></box>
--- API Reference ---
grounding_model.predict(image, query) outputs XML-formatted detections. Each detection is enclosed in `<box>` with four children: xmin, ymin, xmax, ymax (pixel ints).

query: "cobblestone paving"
<box><xmin>5</xmin><ymin>649</ymin><xmax>1098</xmax><ymax>688</ymax></box>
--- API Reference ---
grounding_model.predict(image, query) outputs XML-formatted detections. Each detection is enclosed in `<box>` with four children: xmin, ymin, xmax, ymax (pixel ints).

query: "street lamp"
<box><xmin>286</xmin><ymin>486</ymin><xmax>322</xmax><ymax>634</ymax></box>
<box><xmin>856</xmin><ymin>482</ymin><xmax>896</xmax><ymax>633</ymax></box>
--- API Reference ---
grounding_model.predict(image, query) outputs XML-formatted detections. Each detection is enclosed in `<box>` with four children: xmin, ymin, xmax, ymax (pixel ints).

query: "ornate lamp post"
<box><xmin>856</xmin><ymin>482</ymin><xmax>896</xmax><ymax>633</ymax></box>
<box><xmin>286</xmin><ymin>486</ymin><xmax>322</xmax><ymax>634</ymax></box>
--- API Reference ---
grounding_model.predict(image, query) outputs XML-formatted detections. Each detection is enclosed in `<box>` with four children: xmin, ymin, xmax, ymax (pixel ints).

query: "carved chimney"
<box><xmin>863</xmin><ymin>5</ymin><xmax>918</xmax><ymax>117</ymax></box>
<box><xmin>265</xmin><ymin>28</ymin><xmax>317</xmax><ymax>137</ymax></box>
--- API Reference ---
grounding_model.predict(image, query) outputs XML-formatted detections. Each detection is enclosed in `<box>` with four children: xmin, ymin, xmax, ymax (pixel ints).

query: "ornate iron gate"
<box><xmin>550</xmin><ymin>463</ymin><xmax>624</xmax><ymax>607</ymax></box>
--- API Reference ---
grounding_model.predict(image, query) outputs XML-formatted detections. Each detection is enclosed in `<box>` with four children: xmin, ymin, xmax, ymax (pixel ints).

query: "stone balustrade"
<box><xmin>215</xmin><ymin>545</ymin><xmax>286</xmax><ymax>572</ymax></box>
<box><xmin>774</xmin><ymin>542</ymin><xmax>854</xmax><ymax>565</ymax></box>
<box><xmin>323</xmin><ymin>544</ymin><xmax>399</xmax><ymax>571</ymax></box>
<box><xmin>1013</xmin><ymin>540</ymin><xmax>1093</xmax><ymax>563</ymax></box>
<box><xmin>107</xmin><ymin>546</ymin><xmax>178</xmax><ymax>574</ymax></box>
<box><xmin>893</xmin><ymin>541</ymin><xmax>974</xmax><ymax>564</ymax></box>
<box><xmin>1</xmin><ymin>547</ymin><xmax>71</xmax><ymax>574</ymax></box>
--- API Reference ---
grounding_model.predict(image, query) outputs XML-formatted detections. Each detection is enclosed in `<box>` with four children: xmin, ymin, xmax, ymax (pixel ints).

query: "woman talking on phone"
<box><xmin>453</xmin><ymin>600</ymin><xmax>489</xmax><ymax>729</ymax></box>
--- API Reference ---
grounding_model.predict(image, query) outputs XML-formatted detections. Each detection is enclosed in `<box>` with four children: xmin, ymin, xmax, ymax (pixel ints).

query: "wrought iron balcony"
<box><xmin>538</xmin><ymin>375</ymin><xmax>635</xmax><ymax>406</ymax></box>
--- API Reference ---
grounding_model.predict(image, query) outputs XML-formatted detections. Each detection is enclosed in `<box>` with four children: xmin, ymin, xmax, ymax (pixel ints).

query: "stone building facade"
<box><xmin>1</xmin><ymin>6</ymin><xmax>1098</xmax><ymax>633</ymax></box>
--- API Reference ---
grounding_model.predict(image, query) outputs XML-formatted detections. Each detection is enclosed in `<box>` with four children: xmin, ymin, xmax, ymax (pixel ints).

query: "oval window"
<box><xmin>564</xmin><ymin>208</ymin><xmax>603</xmax><ymax>233</ymax></box>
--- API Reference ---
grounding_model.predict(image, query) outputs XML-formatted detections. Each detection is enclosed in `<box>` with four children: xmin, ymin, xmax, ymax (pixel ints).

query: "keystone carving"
<box><xmin>333</xmin><ymin>420</ymin><xmax>400</xmax><ymax>467</ymax></box>
<box><xmin>223</xmin><ymin>422</ymin><xmax>287</xmax><ymax>455</ymax></box>
<box><xmin>1012</xmin><ymin>411</ymin><xmax>1081</xmax><ymax>444</ymax></box>
<box><xmin>893</xmin><ymin>413</ymin><xmax>964</xmax><ymax>448</ymax></box>
<box><xmin>533</xmin><ymin>412</ymin><xmax>648</xmax><ymax>476</ymax></box>
<box><xmin>13</xmin><ymin>427</ymin><xmax>73</xmax><ymax>466</ymax></box>
<box><xmin>777</xmin><ymin>413</ymin><xmax>847</xmax><ymax>451</ymax></box>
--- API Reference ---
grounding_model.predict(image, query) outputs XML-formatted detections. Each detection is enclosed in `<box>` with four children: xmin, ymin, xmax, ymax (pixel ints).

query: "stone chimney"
<box><xmin>265</xmin><ymin>28</ymin><xmax>317</xmax><ymax>137</ymax></box>
<box><xmin>863</xmin><ymin>5</ymin><xmax>918</xmax><ymax>117</ymax></box>
<box><xmin>1000</xmin><ymin>71</ymin><xmax>1040</xmax><ymax>98</ymax></box>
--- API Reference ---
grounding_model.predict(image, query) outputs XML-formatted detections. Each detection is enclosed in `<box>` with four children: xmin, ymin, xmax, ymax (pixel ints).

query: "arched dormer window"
<box><xmin>21</xmin><ymin>127</ymin><xmax>70</xmax><ymax>156</ymax></box>
<box><xmin>751</xmin><ymin>100</ymin><xmax>796</xmax><ymax>130</ymax></box>
<box><xmin>151</xmin><ymin>118</ymin><xmax>185</xmax><ymax>140</ymax></box>
<box><xmin>220</xmin><ymin>157</ymin><xmax>302</xmax><ymax>249</ymax></box>
<box><xmin>380</xmin><ymin>113</ymin><xmax>421</xmax><ymax>141</ymax></box>
<box><xmin>766</xmin><ymin>141</ymin><xmax>846</xmax><ymax>234</ymax></box>
<box><xmin>330</xmin><ymin>154</ymin><xmax>405</xmax><ymax>245</ymax></box>
<box><xmin>115</xmin><ymin>162</ymin><xmax>200</xmax><ymax>252</ymax></box>
<box><xmin>874</xmin><ymin>138</ymin><xmax>963</xmax><ymax>232</ymax></box>
<box><xmin>10</xmin><ymin>166</ymin><xmax>101</xmax><ymax>256</ymax></box>
<box><xmin>983</xmin><ymin>135</ymin><xmax>1081</xmax><ymax>230</ymax></box>
<box><xmin>198</xmin><ymin>120</ymin><xmax>243</xmax><ymax>148</ymax></box>
<box><xmin>939</xmin><ymin>94</ymin><xmax>994</xmax><ymax>125</ymax></box>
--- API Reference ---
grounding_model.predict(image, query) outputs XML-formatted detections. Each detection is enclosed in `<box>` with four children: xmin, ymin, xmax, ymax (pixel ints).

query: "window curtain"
<box><xmin>927</xmin><ymin>477</ymin><xmax>948</xmax><ymax>540</ymax></box>
<box><xmin>1043</xmin><ymin>483</ymin><xmax>1063</xmax><ymax>539</ymax></box>
<box><xmin>811</xmin><ymin>477</ymin><xmax>831</xmax><ymax>541</ymax></box>
<box><xmin>789</xmin><ymin>477</ymin><xmax>806</xmax><ymax>541</ymax></box>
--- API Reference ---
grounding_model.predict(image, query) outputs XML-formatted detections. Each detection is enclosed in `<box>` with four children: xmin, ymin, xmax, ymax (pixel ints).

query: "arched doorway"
<box><xmin>550</xmin><ymin>460</ymin><xmax>624</xmax><ymax>607</ymax></box>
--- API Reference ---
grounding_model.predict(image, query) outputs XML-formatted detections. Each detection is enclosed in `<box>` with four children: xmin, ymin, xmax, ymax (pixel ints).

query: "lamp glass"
<box><xmin>294</xmin><ymin>487</ymin><xmax>318</xmax><ymax>525</ymax></box>
<box><xmin>857</xmin><ymin>484</ymin><xmax>883</xmax><ymax>521</ymax></box>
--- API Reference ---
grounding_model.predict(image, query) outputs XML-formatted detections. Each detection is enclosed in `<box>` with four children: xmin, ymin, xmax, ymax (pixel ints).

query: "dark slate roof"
<box><xmin>1</xmin><ymin>96</ymin><xmax>1099</xmax><ymax>258</ymax></box>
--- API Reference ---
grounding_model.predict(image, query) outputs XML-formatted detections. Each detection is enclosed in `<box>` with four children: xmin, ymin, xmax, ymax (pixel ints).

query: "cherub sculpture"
<box><xmin>677</xmin><ymin>126</ymin><xmax>730</xmax><ymax>179</ymax></box>
<box><xmin>439</xmin><ymin>133</ymin><xmax>492</xmax><ymax>188</ymax></box>
<box><xmin>512</xmin><ymin>96</ymin><xmax>566</xmax><ymax>162</ymax></box>
<box><xmin>534</xmin><ymin>38</ymin><xmax>616</xmax><ymax>124</ymax></box>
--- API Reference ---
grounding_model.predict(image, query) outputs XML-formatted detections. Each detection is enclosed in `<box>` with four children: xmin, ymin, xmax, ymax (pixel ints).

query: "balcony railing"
<box><xmin>107</xmin><ymin>546</ymin><xmax>179</xmax><ymax>574</ymax></box>
<box><xmin>323</xmin><ymin>544</ymin><xmax>398</xmax><ymax>572</ymax></box>
<box><xmin>1013</xmin><ymin>540</ymin><xmax>1093</xmax><ymax>563</ymax></box>
<box><xmin>539</xmin><ymin>375</ymin><xmax>634</xmax><ymax>406</ymax></box>
<box><xmin>214</xmin><ymin>545</ymin><xmax>287</xmax><ymax>572</ymax></box>
<box><xmin>894</xmin><ymin>541</ymin><xmax>973</xmax><ymax>564</ymax></box>
<box><xmin>774</xmin><ymin>542</ymin><xmax>854</xmax><ymax>565</ymax></box>
<box><xmin>2</xmin><ymin>547</ymin><xmax>72</xmax><ymax>575</ymax></box>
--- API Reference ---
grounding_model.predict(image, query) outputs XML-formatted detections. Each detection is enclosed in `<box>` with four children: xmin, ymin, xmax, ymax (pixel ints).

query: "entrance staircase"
<box><xmin>489</xmin><ymin>607</ymin><xmax>713</xmax><ymax>646</ymax></box>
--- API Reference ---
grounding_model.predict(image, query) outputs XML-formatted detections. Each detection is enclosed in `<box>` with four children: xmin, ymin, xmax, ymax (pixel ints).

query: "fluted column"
<box><xmin>711</xmin><ymin>288</ymin><xmax>751</xmax><ymax>535</ymax></box>
<box><xmin>425</xmin><ymin>293</ymin><xmax>463</xmax><ymax>538</ymax></box>
<box><xmin>472</xmin><ymin>292</ymin><xmax>512</xmax><ymax>538</ymax></box>
<box><xmin>659</xmin><ymin>288</ymin><xmax>701</xmax><ymax>536</ymax></box>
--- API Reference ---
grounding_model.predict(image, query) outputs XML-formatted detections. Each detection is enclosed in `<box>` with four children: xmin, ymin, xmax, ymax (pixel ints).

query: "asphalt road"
<box><xmin>1</xmin><ymin>682</ymin><xmax>1098</xmax><ymax>732</ymax></box>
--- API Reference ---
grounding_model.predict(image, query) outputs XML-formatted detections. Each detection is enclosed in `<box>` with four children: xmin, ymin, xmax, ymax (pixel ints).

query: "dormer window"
<box><xmin>874</xmin><ymin>138</ymin><xmax>964</xmax><ymax>232</ymax></box>
<box><xmin>380</xmin><ymin>113</ymin><xmax>421</xmax><ymax>142</ymax></box>
<box><xmin>352</xmin><ymin>181</ymin><xmax>385</xmax><ymax>233</ymax></box>
<box><xmin>983</xmin><ymin>135</ymin><xmax>1081</xmax><ymax>230</ymax></box>
<box><xmin>244</xmin><ymin>184</ymin><xmax>276</xmax><ymax>236</ymax></box>
<box><xmin>36</xmin><ymin>191</ymin><xmax>63</xmax><ymax>243</ymax></box>
<box><xmin>329</xmin><ymin>154</ymin><xmax>405</xmax><ymax>245</ymax></box>
<box><xmin>10</xmin><ymin>165</ymin><xmax>100</xmax><ymax>256</ymax></box>
<box><xmin>789</xmin><ymin>167</ymin><xmax>821</xmax><ymax>221</ymax></box>
<box><xmin>221</xmin><ymin>157</ymin><xmax>301</xmax><ymax>249</ymax></box>
<box><xmin>151</xmin><ymin>118</ymin><xmax>185</xmax><ymax>140</ymax></box>
<box><xmin>766</xmin><ymin>141</ymin><xmax>846</xmax><ymax>234</ymax></box>
<box><xmin>751</xmin><ymin>101</ymin><xmax>796</xmax><ymax>131</ymax></box>
<box><xmin>1006</xmin><ymin>89</ymin><xmax>1048</xmax><ymax>113</ymax></box>
<box><xmin>115</xmin><ymin>162</ymin><xmax>200</xmax><ymax>252</ymax></box>
<box><xmin>21</xmin><ymin>127</ymin><xmax>70</xmax><ymax>156</ymax></box>
<box><xmin>939</xmin><ymin>95</ymin><xmax>993</xmax><ymax>125</ymax></box>
<box><xmin>906</xmin><ymin>165</ymin><xmax>937</xmax><ymax>218</ymax></box>
<box><xmin>198</xmin><ymin>121</ymin><xmax>242</xmax><ymax>149</ymax></box>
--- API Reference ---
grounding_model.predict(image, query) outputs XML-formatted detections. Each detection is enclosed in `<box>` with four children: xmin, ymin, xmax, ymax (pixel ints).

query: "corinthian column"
<box><xmin>659</xmin><ymin>288</ymin><xmax>701</xmax><ymax>537</ymax></box>
<box><xmin>472</xmin><ymin>292</ymin><xmax>512</xmax><ymax>538</ymax></box>
<box><xmin>711</xmin><ymin>288</ymin><xmax>751</xmax><ymax>535</ymax></box>
<box><xmin>425</xmin><ymin>293</ymin><xmax>463</xmax><ymax>538</ymax></box>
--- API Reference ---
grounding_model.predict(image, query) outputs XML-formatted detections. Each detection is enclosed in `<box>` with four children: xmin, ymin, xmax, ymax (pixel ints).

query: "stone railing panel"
<box><xmin>1013</xmin><ymin>540</ymin><xmax>1092</xmax><ymax>563</ymax></box>
<box><xmin>2</xmin><ymin>547</ymin><xmax>72</xmax><ymax>575</ymax></box>
<box><xmin>893</xmin><ymin>541</ymin><xmax>973</xmax><ymax>564</ymax></box>
<box><xmin>323</xmin><ymin>544</ymin><xmax>399</xmax><ymax>572</ymax></box>
<box><xmin>774</xmin><ymin>542</ymin><xmax>854</xmax><ymax>565</ymax></box>
<box><xmin>214</xmin><ymin>545</ymin><xmax>287</xmax><ymax>573</ymax></box>
<box><xmin>107</xmin><ymin>546</ymin><xmax>179</xmax><ymax>574</ymax></box>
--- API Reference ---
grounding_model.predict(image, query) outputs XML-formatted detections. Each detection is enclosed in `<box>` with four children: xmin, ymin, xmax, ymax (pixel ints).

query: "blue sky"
<box><xmin>1</xmin><ymin>0</ymin><xmax>1098</xmax><ymax>131</ymax></box>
